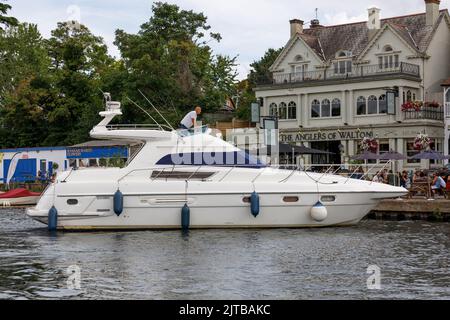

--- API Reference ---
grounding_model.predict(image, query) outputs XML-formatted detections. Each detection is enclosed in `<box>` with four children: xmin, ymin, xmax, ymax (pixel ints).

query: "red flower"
<box><xmin>402</xmin><ymin>101</ymin><xmax>423</xmax><ymax>112</ymax></box>
<box><xmin>424</xmin><ymin>101</ymin><xmax>440</xmax><ymax>108</ymax></box>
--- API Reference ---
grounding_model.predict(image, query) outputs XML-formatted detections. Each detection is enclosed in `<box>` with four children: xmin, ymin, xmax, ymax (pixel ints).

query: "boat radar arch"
<box><xmin>92</xmin><ymin>93</ymin><xmax>123</xmax><ymax>128</ymax></box>
<box><xmin>90</xmin><ymin>93</ymin><xmax>174</xmax><ymax>141</ymax></box>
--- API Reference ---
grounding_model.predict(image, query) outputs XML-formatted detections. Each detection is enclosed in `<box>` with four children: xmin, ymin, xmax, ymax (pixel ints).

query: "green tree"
<box><xmin>45</xmin><ymin>22</ymin><xmax>114</xmax><ymax>145</ymax></box>
<box><xmin>0</xmin><ymin>77</ymin><xmax>50</xmax><ymax>147</ymax></box>
<box><xmin>0</xmin><ymin>1</ymin><xmax>18</xmax><ymax>31</ymax></box>
<box><xmin>0</xmin><ymin>22</ymin><xmax>114</xmax><ymax>148</ymax></box>
<box><xmin>0</xmin><ymin>23</ymin><xmax>50</xmax><ymax>100</ymax></box>
<box><xmin>113</xmin><ymin>2</ymin><xmax>238</xmax><ymax>126</ymax></box>
<box><xmin>248</xmin><ymin>48</ymin><xmax>283</xmax><ymax>86</ymax></box>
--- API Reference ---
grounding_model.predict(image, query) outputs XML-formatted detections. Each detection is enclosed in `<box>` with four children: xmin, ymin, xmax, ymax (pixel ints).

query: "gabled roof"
<box><xmin>271</xmin><ymin>9</ymin><xmax>449</xmax><ymax>70</ymax></box>
<box><xmin>389</xmin><ymin>23</ymin><xmax>419</xmax><ymax>50</ymax></box>
<box><xmin>270</xmin><ymin>33</ymin><xmax>326</xmax><ymax>71</ymax></box>
<box><xmin>357</xmin><ymin>23</ymin><xmax>422</xmax><ymax>60</ymax></box>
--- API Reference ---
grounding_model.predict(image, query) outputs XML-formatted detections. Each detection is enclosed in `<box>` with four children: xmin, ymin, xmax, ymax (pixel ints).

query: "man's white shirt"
<box><xmin>181</xmin><ymin>111</ymin><xmax>197</xmax><ymax>129</ymax></box>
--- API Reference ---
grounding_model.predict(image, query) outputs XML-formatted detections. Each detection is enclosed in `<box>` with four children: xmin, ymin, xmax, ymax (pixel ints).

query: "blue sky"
<box><xmin>8</xmin><ymin>0</ymin><xmax>450</xmax><ymax>79</ymax></box>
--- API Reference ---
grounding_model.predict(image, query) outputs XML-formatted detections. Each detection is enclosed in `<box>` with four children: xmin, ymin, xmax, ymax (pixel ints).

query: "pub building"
<box><xmin>254</xmin><ymin>1</ymin><xmax>450</xmax><ymax>171</ymax></box>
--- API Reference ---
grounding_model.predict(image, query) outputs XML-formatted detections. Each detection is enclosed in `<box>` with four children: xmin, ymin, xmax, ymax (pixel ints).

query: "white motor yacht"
<box><xmin>27</xmin><ymin>95</ymin><xmax>407</xmax><ymax>230</ymax></box>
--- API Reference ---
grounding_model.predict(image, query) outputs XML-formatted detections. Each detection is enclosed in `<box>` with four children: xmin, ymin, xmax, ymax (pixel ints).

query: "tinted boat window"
<box><xmin>151</xmin><ymin>171</ymin><xmax>215</xmax><ymax>180</ymax></box>
<box><xmin>243</xmin><ymin>197</ymin><xmax>251</xmax><ymax>203</ymax></box>
<box><xmin>321</xmin><ymin>196</ymin><xmax>336</xmax><ymax>202</ymax></box>
<box><xmin>67</xmin><ymin>199</ymin><xmax>78</xmax><ymax>205</ymax></box>
<box><xmin>283</xmin><ymin>196</ymin><xmax>299</xmax><ymax>203</ymax></box>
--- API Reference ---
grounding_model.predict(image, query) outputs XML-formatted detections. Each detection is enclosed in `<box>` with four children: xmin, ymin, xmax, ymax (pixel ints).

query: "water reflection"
<box><xmin>0</xmin><ymin>209</ymin><xmax>448</xmax><ymax>300</ymax></box>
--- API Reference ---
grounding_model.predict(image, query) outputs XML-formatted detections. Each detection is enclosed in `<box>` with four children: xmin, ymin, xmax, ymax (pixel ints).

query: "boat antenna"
<box><xmin>156</xmin><ymin>92</ymin><xmax>179</xmax><ymax>117</ymax></box>
<box><xmin>125</xmin><ymin>96</ymin><xmax>164</xmax><ymax>131</ymax></box>
<box><xmin>138</xmin><ymin>89</ymin><xmax>175</xmax><ymax>131</ymax></box>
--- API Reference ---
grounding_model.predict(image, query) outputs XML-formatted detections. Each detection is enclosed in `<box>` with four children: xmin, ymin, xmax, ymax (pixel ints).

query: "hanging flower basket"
<box><xmin>360</xmin><ymin>137</ymin><xmax>378</xmax><ymax>153</ymax></box>
<box><xmin>413</xmin><ymin>133</ymin><xmax>431</xmax><ymax>151</ymax></box>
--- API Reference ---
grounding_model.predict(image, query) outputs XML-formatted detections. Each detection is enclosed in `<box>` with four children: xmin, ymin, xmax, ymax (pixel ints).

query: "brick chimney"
<box><xmin>367</xmin><ymin>7</ymin><xmax>381</xmax><ymax>40</ymax></box>
<box><xmin>425</xmin><ymin>0</ymin><xmax>440</xmax><ymax>26</ymax></box>
<box><xmin>290</xmin><ymin>19</ymin><xmax>304</xmax><ymax>38</ymax></box>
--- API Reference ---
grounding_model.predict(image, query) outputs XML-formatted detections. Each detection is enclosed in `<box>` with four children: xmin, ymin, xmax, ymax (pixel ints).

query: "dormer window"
<box><xmin>291</xmin><ymin>55</ymin><xmax>309</xmax><ymax>77</ymax></box>
<box><xmin>333</xmin><ymin>50</ymin><xmax>352</xmax><ymax>75</ymax></box>
<box><xmin>378</xmin><ymin>45</ymin><xmax>399</xmax><ymax>70</ymax></box>
<box><xmin>336</xmin><ymin>50</ymin><xmax>352</xmax><ymax>58</ymax></box>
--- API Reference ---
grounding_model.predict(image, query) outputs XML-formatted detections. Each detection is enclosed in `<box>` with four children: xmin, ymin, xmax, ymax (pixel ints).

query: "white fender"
<box><xmin>311</xmin><ymin>201</ymin><xmax>328</xmax><ymax>222</ymax></box>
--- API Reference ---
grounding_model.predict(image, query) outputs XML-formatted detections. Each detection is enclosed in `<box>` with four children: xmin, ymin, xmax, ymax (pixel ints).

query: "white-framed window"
<box><xmin>294</xmin><ymin>55</ymin><xmax>303</xmax><ymax>62</ymax></box>
<box><xmin>406</xmin><ymin>90</ymin><xmax>412</xmax><ymax>102</ymax></box>
<box><xmin>269</xmin><ymin>101</ymin><xmax>296</xmax><ymax>120</ymax></box>
<box><xmin>379</xmin><ymin>95</ymin><xmax>387</xmax><ymax>114</ymax></box>
<box><xmin>368</xmin><ymin>95</ymin><xmax>378</xmax><ymax>114</ymax></box>
<box><xmin>291</xmin><ymin>63</ymin><xmax>309</xmax><ymax>81</ymax></box>
<box><xmin>406</xmin><ymin>140</ymin><xmax>420</xmax><ymax>164</ymax></box>
<box><xmin>288</xmin><ymin>101</ymin><xmax>297</xmax><ymax>120</ymax></box>
<box><xmin>269</xmin><ymin>103</ymin><xmax>278</xmax><ymax>117</ymax></box>
<box><xmin>321</xmin><ymin>99</ymin><xmax>331</xmax><ymax>117</ymax></box>
<box><xmin>357</xmin><ymin>96</ymin><xmax>366</xmax><ymax>115</ymax></box>
<box><xmin>378</xmin><ymin>45</ymin><xmax>400</xmax><ymax>70</ymax></box>
<box><xmin>311</xmin><ymin>98</ymin><xmax>341</xmax><ymax>118</ymax></box>
<box><xmin>333</xmin><ymin>51</ymin><xmax>353</xmax><ymax>75</ymax></box>
<box><xmin>334</xmin><ymin>60</ymin><xmax>352</xmax><ymax>74</ymax></box>
<box><xmin>357</xmin><ymin>95</ymin><xmax>388</xmax><ymax>116</ymax></box>
<box><xmin>293</xmin><ymin>64</ymin><xmax>309</xmax><ymax>75</ymax></box>
<box><xmin>331</xmin><ymin>98</ymin><xmax>341</xmax><ymax>117</ymax></box>
<box><xmin>279</xmin><ymin>102</ymin><xmax>287</xmax><ymax>119</ymax></box>
<box><xmin>311</xmin><ymin>99</ymin><xmax>321</xmax><ymax>118</ymax></box>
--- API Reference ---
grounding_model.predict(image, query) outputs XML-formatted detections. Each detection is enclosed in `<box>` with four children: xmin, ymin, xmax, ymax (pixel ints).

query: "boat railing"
<box><xmin>106</xmin><ymin>124</ymin><xmax>173</xmax><ymax>131</ymax></box>
<box><xmin>115</xmin><ymin>163</ymin><xmax>362</xmax><ymax>186</ymax></box>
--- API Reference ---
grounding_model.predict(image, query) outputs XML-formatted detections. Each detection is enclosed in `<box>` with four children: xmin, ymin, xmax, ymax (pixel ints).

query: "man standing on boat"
<box><xmin>179</xmin><ymin>106</ymin><xmax>202</xmax><ymax>130</ymax></box>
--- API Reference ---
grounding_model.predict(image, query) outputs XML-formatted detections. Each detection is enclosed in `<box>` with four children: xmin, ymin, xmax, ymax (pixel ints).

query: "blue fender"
<box><xmin>48</xmin><ymin>206</ymin><xmax>58</xmax><ymax>231</ymax></box>
<box><xmin>250</xmin><ymin>191</ymin><xmax>260</xmax><ymax>218</ymax></box>
<box><xmin>114</xmin><ymin>190</ymin><xmax>124</xmax><ymax>216</ymax></box>
<box><xmin>181</xmin><ymin>203</ymin><xmax>190</xmax><ymax>230</ymax></box>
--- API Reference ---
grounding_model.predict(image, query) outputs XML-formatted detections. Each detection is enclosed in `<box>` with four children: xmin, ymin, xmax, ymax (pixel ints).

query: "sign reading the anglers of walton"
<box><xmin>251</xmin><ymin>103</ymin><xmax>260</xmax><ymax>123</ymax></box>
<box><xmin>281</xmin><ymin>129</ymin><xmax>374</xmax><ymax>143</ymax></box>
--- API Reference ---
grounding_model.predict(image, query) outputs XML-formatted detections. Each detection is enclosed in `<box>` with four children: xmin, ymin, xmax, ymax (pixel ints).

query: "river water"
<box><xmin>0</xmin><ymin>208</ymin><xmax>448</xmax><ymax>300</ymax></box>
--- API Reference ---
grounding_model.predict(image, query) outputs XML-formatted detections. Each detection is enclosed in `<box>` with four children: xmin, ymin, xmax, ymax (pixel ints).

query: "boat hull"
<box><xmin>26</xmin><ymin>191</ymin><xmax>399</xmax><ymax>230</ymax></box>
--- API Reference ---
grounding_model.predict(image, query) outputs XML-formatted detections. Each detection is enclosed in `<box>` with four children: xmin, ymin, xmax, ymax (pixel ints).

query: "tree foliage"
<box><xmin>0</xmin><ymin>1</ymin><xmax>240</xmax><ymax>148</ymax></box>
<box><xmin>248</xmin><ymin>47</ymin><xmax>283</xmax><ymax>86</ymax></box>
<box><xmin>113</xmin><ymin>2</ymin><xmax>238</xmax><ymax>121</ymax></box>
<box><xmin>0</xmin><ymin>1</ymin><xmax>18</xmax><ymax>31</ymax></box>
<box><xmin>0</xmin><ymin>21</ymin><xmax>114</xmax><ymax>147</ymax></box>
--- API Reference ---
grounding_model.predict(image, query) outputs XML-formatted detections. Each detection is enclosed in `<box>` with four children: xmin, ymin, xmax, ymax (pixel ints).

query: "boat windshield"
<box><xmin>177</xmin><ymin>125</ymin><xmax>213</xmax><ymax>137</ymax></box>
